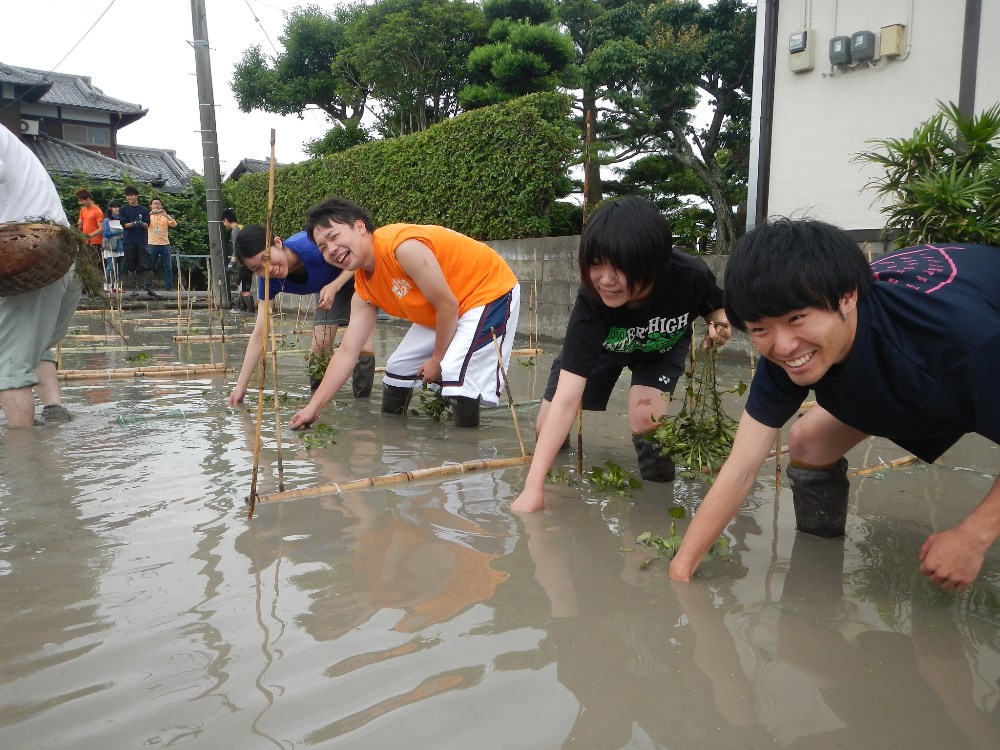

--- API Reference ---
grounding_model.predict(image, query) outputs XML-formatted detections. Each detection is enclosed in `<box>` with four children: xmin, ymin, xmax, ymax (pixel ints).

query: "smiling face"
<box><xmin>124</xmin><ymin>193</ymin><xmax>139</xmax><ymax>206</ymax></box>
<box><xmin>312</xmin><ymin>219</ymin><xmax>373</xmax><ymax>272</ymax></box>
<box><xmin>240</xmin><ymin>241</ymin><xmax>291</xmax><ymax>279</ymax></box>
<box><xmin>746</xmin><ymin>291</ymin><xmax>859</xmax><ymax>386</ymax></box>
<box><xmin>587</xmin><ymin>261</ymin><xmax>651</xmax><ymax>308</ymax></box>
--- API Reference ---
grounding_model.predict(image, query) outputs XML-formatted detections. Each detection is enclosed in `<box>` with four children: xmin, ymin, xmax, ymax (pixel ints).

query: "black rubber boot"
<box><xmin>632</xmin><ymin>432</ymin><xmax>675</xmax><ymax>482</ymax></box>
<box><xmin>451</xmin><ymin>395</ymin><xmax>481</xmax><ymax>428</ymax></box>
<box><xmin>786</xmin><ymin>458</ymin><xmax>850</xmax><ymax>538</ymax></box>
<box><xmin>352</xmin><ymin>353</ymin><xmax>376</xmax><ymax>398</ymax></box>
<box><xmin>381</xmin><ymin>384</ymin><xmax>412</xmax><ymax>414</ymax></box>
<box><xmin>310</xmin><ymin>376</ymin><xmax>322</xmax><ymax>392</ymax></box>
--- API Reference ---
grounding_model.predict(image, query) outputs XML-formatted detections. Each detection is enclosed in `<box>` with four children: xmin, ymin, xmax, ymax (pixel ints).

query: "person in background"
<box><xmin>102</xmin><ymin>200</ymin><xmax>125</xmax><ymax>293</ymax></box>
<box><xmin>147</xmin><ymin>198</ymin><xmax>177</xmax><ymax>291</ymax></box>
<box><xmin>222</xmin><ymin>207</ymin><xmax>254</xmax><ymax>313</ymax></box>
<box><xmin>227</xmin><ymin>225</ymin><xmax>376</xmax><ymax>406</ymax></box>
<box><xmin>288</xmin><ymin>196</ymin><xmax>520</xmax><ymax>431</ymax></box>
<box><xmin>670</xmin><ymin>218</ymin><xmax>1000</xmax><ymax>593</ymax></box>
<box><xmin>0</xmin><ymin>125</ymin><xmax>81</xmax><ymax>427</ymax></box>
<box><xmin>74</xmin><ymin>188</ymin><xmax>104</xmax><ymax>257</ymax></box>
<box><xmin>118</xmin><ymin>186</ymin><xmax>159</xmax><ymax>300</ymax></box>
<box><xmin>510</xmin><ymin>197</ymin><xmax>730</xmax><ymax>513</ymax></box>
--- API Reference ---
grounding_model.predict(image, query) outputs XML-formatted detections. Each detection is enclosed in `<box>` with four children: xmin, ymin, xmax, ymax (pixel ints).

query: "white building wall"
<box><xmin>764</xmin><ymin>0</ymin><xmax>997</xmax><ymax>230</ymax></box>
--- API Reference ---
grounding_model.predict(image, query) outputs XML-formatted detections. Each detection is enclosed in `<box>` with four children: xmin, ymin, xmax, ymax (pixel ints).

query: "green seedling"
<box><xmin>654</xmin><ymin>338</ymin><xmax>745</xmax><ymax>480</ymax></box>
<box><xmin>125</xmin><ymin>352</ymin><xmax>153</xmax><ymax>365</ymax></box>
<box><xmin>586</xmin><ymin>460</ymin><xmax>641</xmax><ymax>496</ymax></box>
<box><xmin>299</xmin><ymin>422</ymin><xmax>337</xmax><ymax>450</ymax></box>
<box><xmin>305</xmin><ymin>351</ymin><xmax>331</xmax><ymax>382</ymax></box>
<box><xmin>408</xmin><ymin>384</ymin><xmax>452</xmax><ymax>421</ymax></box>
<box><xmin>518</xmin><ymin>357</ymin><xmax>535</xmax><ymax>367</ymax></box>
<box><xmin>635</xmin><ymin>506</ymin><xmax>729</xmax><ymax>566</ymax></box>
<box><xmin>547</xmin><ymin>468</ymin><xmax>578</xmax><ymax>485</ymax></box>
<box><xmin>67</xmin><ymin>326</ymin><xmax>88</xmax><ymax>335</ymax></box>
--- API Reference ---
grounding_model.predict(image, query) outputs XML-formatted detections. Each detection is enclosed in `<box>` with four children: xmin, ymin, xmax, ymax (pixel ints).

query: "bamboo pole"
<box><xmin>64</xmin><ymin>334</ymin><xmax>129</xmax><ymax>342</ymax></box>
<box><xmin>58</xmin><ymin>363</ymin><xmax>230</xmax><ymax>380</ymax></box>
<box><xmin>172</xmin><ymin>333</ymin><xmax>256</xmax><ymax>341</ymax></box>
<box><xmin>849</xmin><ymin>455</ymin><xmax>918</xmax><ymax>477</ymax></box>
<box><xmin>258</xmin><ymin>455</ymin><xmax>534</xmax><ymax>504</ymax></box>
<box><xmin>491</xmin><ymin>327</ymin><xmax>526</xmax><ymax>456</ymax></box>
<box><xmin>248</xmin><ymin>129</ymin><xmax>281</xmax><ymax>519</ymax></box>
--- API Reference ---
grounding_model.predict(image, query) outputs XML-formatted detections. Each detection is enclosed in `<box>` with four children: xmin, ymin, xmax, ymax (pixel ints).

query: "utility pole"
<box><xmin>189</xmin><ymin>0</ymin><xmax>230</xmax><ymax>307</ymax></box>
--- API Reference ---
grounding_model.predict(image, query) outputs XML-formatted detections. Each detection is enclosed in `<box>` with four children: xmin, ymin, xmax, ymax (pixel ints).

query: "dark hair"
<box><xmin>234</xmin><ymin>225</ymin><xmax>270</xmax><ymax>261</ymax></box>
<box><xmin>221</xmin><ymin>208</ymin><xmax>238</xmax><ymax>223</ymax></box>
<box><xmin>303</xmin><ymin>196</ymin><xmax>375</xmax><ymax>243</ymax></box>
<box><xmin>123</xmin><ymin>185</ymin><xmax>139</xmax><ymax>196</ymax></box>
<box><xmin>109</xmin><ymin>200</ymin><xmax>121</xmax><ymax>209</ymax></box>
<box><xmin>578</xmin><ymin>197</ymin><xmax>672</xmax><ymax>297</ymax></box>
<box><xmin>75</xmin><ymin>188</ymin><xmax>93</xmax><ymax>200</ymax></box>
<box><xmin>724</xmin><ymin>218</ymin><xmax>873</xmax><ymax>331</ymax></box>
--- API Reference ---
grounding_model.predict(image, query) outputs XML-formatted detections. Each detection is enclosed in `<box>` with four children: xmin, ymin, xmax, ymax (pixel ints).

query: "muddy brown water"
<box><xmin>2</xmin><ymin>307</ymin><xmax>999</xmax><ymax>749</ymax></box>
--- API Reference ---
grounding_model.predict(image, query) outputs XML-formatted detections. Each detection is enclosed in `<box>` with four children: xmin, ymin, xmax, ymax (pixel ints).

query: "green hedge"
<box><xmin>225</xmin><ymin>92</ymin><xmax>574</xmax><ymax>240</ymax></box>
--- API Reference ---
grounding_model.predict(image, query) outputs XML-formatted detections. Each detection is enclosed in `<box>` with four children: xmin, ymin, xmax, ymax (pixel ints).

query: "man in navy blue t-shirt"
<box><xmin>671</xmin><ymin>219</ymin><xmax>1000</xmax><ymax>593</ymax></box>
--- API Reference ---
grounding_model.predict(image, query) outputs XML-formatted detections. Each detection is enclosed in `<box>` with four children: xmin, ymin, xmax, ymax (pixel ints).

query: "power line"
<box><xmin>243</xmin><ymin>0</ymin><xmax>280</xmax><ymax>55</ymax></box>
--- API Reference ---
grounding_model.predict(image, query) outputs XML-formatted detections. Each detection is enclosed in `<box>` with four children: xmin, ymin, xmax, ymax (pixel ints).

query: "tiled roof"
<box><xmin>27</xmin><ymin>134</ymin><xmax>175</xmax><ymax>188</ymax></box>
<box><xmin>118</xmin><ymin>145</ymin><xmax>194</xmax><ymax>193</ymax></box>
<box><xmin>226</xmin><ymin>157</ymin><xmax>286</xmax><ymax>181</ymax></box>
<box><xmin>0</xmin><ymin>62</ymin><xmax>146</xmax><ymax>123</ymax></box>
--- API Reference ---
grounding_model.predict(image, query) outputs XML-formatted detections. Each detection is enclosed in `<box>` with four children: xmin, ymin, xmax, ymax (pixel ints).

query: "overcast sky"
<box><xmin>4</xmin><ymin>0</ymin><xmax>332</xmax><ymax>177</ymax></box>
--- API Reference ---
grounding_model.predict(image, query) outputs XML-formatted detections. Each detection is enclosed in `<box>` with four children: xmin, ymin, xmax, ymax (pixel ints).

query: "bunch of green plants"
<box><xmin>125</xmin><ymin>352</ymin><xmax>153</xmax><ymax>365</ymax></box>
<box><xmin>305</xmin><ymin>351</ymin><xmax>331</xmax><ymax>382</ymax></box>
<box><xmin>653</xmin><ymin>337</ymin><xmax>745</xmax><ymax>479</ymax></box>
<box><xmin>547</xmin><ymin>468</ymin><xmax>578</xmax><ymax>485</ymax></box>
<box><xmin>635</xmin><ymin>507</ymin><xmax>729</xmax><ymax>565</ymax></box>
<box><xmin>857</xmin><ymin>101</ymin><xmax>1000</xmax><ymax>247</ymax></box>
<box><xmin>299</xmin><ymin>422</ymin><xmax>338</xmax><ymax>450</ymax></box>
<box><xmin>586</xmin><ymin>461</ymin><xmax>641</xmax><ymax>496</ymax></box>
<box><xmin>408</xmin><ymin>385</ymin><xmax>452</xmax><ymax>421</ymax></box>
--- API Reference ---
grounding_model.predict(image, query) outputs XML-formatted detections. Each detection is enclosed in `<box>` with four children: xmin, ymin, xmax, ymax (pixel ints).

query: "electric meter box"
<box><xmin>850</xmin><ymin>30</ymin><xmax>876</xmax><ymax>61</ymax></box>
<box><xmin>829</xmin><ymin>36</ymin><xmax>851</xmax><ymax>65</ymax></box>
<box><xmin>788</xmin><ymin>29</ymin><xmax>815</xmax><ymax>72</ymax></box>
<box><xmin>879</xmin><ymin>24</ymin><xmax>906</xmax><ymax>57</ymax></box>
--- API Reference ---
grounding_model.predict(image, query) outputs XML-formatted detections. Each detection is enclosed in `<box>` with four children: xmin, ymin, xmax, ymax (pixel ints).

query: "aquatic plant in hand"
<box><xmin>635</xmin><ymin>507</ymin><xmax>729</xmax><ymax>566</ymax></box>
<box><xmin>653</xmin><ymin>339</ymin><xmax>745</xmax><ymax>479</ymax></box>
<box><xmin>408</xmin><ymin>384</ymin><xmax>452</xmax><ymax>421</ymax></box>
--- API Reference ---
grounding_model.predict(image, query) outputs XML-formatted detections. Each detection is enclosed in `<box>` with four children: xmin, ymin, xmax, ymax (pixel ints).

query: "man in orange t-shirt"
<box><xmin>289</xmin><ymin>196</ymin><xmax>520</xmax><ymax>430</ymax></box>
<box><xmin>75</xmin><ymin>188</ymin><xmax>104</xmax><ymax>248</ymax></box>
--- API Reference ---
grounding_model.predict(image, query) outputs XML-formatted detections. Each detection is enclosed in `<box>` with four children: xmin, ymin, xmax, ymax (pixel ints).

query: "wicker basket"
<box><xmin>0</xmin><ymin>222</ymin><xmax>78</xmax><ymax>296</ymax></box>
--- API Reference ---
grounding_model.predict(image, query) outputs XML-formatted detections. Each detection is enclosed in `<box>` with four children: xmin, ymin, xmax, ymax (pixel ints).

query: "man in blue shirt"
<box><xmin>671</xmin><ymin>219</ymin><xmax>1000</xmax><ymax>593</ymax></box>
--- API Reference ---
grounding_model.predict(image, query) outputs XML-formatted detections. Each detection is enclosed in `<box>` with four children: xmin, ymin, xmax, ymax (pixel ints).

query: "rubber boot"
<box><xmin>631</xmin><ymin>432</ymin><xmax>675</xmax><ymax>482</ymax></box>
<box><xmin>451</xmin><ymin>395</ymin><xmax>481</xmax><ymax>428</ymax></box>
<box><xmin>382</xmin><ymin>384</ymin><xmax>411</xmax><ymax>414</ymax></box>
<box><xmin>786</xmin><ymin>458</ymin><xmax>850</xmax><ymax>538</ymax></box>
<box><xmin>352</xmin><ymin>353</ymin><xmax>376</xmax><ymax>398</ymax></box>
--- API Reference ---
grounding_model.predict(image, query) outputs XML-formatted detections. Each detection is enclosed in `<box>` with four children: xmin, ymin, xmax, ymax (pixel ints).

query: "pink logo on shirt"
<box><xmin>871</xmin><ymin>244</ymin><xmax>962</xmax><ymax>294</ymax></box>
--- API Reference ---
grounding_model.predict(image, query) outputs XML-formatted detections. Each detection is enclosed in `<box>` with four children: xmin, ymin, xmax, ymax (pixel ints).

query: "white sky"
<box><xmin>3</xmin><ymin>0</ymin><xmax>333</xmax><ymax>177</ymax></box>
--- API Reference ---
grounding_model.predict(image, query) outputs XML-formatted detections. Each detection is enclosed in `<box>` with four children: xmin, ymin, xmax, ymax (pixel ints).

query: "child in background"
<box><xmin>102</xmin><ymin>201</ymin><xmax>125</xmax><ymax>293</ymax></box>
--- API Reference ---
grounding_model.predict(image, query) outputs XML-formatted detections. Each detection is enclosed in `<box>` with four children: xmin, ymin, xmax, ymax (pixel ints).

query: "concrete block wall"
<box><xmin>487</xmin><ymin>235</ymin><xmax>753</xmax><ymax>358</ymax></box>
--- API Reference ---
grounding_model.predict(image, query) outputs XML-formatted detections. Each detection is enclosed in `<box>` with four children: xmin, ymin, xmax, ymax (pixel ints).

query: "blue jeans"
<box><xmin>148</xmin><ymin>245</ymin><xmax>173</xmax><ymax>289</ymax></box>
<box><xmin>104</xmin><ymin>255</ymin><xmax>125</xmax><ymax>288</ymax></box>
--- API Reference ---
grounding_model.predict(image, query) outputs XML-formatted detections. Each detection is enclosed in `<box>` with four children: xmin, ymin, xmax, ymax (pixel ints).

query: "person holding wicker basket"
<box><xmin>0</xmin><ymin>125</ymin><xmax>82</xmax><ymax>428</ymax></box>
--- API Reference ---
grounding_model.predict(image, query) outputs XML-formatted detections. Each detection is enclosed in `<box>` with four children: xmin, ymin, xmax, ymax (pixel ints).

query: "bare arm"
<box><xmin>701</xmin><ymin>308</ymin><xmax>732</xmax><ymax>350</ymax></box>
<box><xmin>920</xmin><ymin>472</ymin><xmax>1000</xmax><ymax>592</ymax></box>
<box><xmin>394</xmin><ymin>239</ymin><xmax>458</xmax><ymax>384</ymax></box>
<box><xmin>670</xmin><ymin>411</ymin><xmax>779</xmax><ymax>580</ymax></box>
<box><xmin>228</xmin><ymin>297</ymin><xmax>269</xmax><ymax>406</ymax></box>
<box><xmin>510</xmin><ymin>371</ymin><xmax>587</xmax><ymax>513</ymax></box>
<box><xmin>289</xmin><ymin>294</ymin><xmax>377</xmax><ymax>429</ymax></box>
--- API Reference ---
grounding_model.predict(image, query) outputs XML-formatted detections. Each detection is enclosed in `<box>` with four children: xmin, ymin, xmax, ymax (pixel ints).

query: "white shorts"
<box><xmin>383</xmin><ymin>284</ymin><xmax>520</xmax><ymax>407</ymax></box>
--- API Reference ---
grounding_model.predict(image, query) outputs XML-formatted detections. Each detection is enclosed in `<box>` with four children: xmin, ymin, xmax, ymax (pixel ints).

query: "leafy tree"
<box><xmin>459</xmin><ymin>0</ymin><xmax>577</xmax><ymax>110</ymax></box>
<box><xmin>231</xmin><ymin>4</ymin><xmax>367</xmax><ymax>125</ymax></box>
<box><xmin>343</xmin><ymin>0</ymin><xmax>488</xmax><ymax>137</ymax></box>
<box><xmin>305</xmin><ymin>121</ymin><xmax>373</xmax><ymax>157</ymax></box>
<box><xmin>637</xmin><ymin>0</ymin><xmax>754</xmax><ymax>254</ymax></box>
<box><xmin>857</xmin><ymin>101</ymin><xmax>1000</xmax><ymax>247</ymax></box>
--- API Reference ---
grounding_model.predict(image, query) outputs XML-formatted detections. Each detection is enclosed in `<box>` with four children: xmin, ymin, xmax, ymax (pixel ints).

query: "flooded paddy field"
<box><xmin>2</xmin><ymin>304</ymin><xmax>999</xmax><ymax>749</ymax></box>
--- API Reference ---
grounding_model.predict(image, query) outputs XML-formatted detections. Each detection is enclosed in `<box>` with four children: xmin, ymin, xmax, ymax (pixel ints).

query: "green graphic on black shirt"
<box><xmin>604</xmin><ymin>325</ymin><xmax>686</xmax><ymax>354</ymax></box>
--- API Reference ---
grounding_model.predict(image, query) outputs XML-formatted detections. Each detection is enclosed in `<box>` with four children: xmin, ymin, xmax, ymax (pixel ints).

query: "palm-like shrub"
<box><xmin>857</xmin><ymin>101</ymin><xmax>1000</xmax><ymax>247</ymax></box>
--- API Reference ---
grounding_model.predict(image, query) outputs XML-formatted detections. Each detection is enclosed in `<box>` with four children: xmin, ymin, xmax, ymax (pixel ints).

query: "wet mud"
<box><xmin>1</xmin><ymin>306</ymin><xmax>998</xmax><ymax>748</ymax></box>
